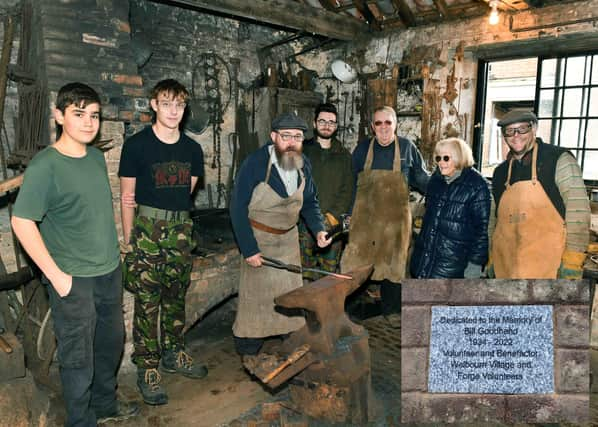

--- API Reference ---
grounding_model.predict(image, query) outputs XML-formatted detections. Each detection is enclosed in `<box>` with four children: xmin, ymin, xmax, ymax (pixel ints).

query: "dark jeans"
<box><xmin>46</xmin><ymin>265</ymin><xmax>124</xmax><ymax>427</ymax></box>
<box><xmin>380</xmin><ymin>279</ymin><xmax>401</xmax><ymax>315</ymax></box>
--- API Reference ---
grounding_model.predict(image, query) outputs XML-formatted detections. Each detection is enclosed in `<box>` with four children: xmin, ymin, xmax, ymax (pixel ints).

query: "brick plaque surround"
<box><xmin>401</xmin><ymin>279</ymin><xmax>590</xmax><ymax>425</ymax></box>
<box><xmin>428</xmin><ymin>305</ymin><xmax>554</xmax><ymax>394</ymax></box>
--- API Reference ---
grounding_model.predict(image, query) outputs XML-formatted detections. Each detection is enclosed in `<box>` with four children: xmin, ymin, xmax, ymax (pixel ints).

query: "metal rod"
<box><xmin>262</xmin><ymin>256</ymin><xmax>353</xmax><ymax>280</ymax></box>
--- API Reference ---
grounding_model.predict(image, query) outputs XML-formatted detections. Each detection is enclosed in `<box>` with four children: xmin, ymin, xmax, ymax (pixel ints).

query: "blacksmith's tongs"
<box><xmin>261</xmin><ymin>256</ymin><xmax>352</xmax><ymax>280</ymax></box>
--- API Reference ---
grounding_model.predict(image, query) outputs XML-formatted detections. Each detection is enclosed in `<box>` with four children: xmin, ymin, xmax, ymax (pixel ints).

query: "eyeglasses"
<box><xmin>277</xmin><ymin>132</ymin><xmax>304</xmax><ymax>142</ymax></box>
<box><xmin>158</xmin><ymin>101</ymin><xmax>187</xmax><ymax>111</ymax></box>
<box><xmin>373</xmin><ymin>120</ymin><xmax>393</xmax><ymax>127</ymax></box>
<box><xmin>316</xmin><ymin>119</ymin><xmax>337</xmax><ymax>127</ymax></box>
<box><xmin>502</xmin><ymin>123</ymin><xmax>532</xmax><ymax>137</ymax></box>
<box><xmin>435</xmin><ymin>155</ymin><xmax>451</xmax><ymax>162</ymax></box>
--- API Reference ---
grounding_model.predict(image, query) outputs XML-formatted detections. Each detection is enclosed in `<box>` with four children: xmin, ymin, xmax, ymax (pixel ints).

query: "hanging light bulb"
<box><xmin>488</xmin><ymin>0</ymin><xmax>500</xmax><ymax>25</ymax></box>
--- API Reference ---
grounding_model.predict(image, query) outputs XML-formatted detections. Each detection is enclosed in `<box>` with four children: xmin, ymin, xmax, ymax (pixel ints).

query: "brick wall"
<box><xmin>401</xmin><ymin>279</ymin><xmax>590</xmax><ymax>424</ymax></box>
<box><xmin>129</xmin><ymin>0</ymin><xmax>314</xmax><ymax>209</ymax></box>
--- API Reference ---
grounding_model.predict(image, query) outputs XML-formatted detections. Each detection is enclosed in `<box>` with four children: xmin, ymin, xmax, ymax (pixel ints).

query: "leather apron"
<box><xmin>492</xmin><ymin>142</ymin><xmax>566</xmax><ymax>278</ymax></box>
<box><xmin>341</xmin><ymin>137</ymin><xmax>411</xmax><ymax>282</ymax></box>
<box><xmin>233</xmin><ymin>159</ymin><xmax>306</xmax><ymax>338</ymax></box>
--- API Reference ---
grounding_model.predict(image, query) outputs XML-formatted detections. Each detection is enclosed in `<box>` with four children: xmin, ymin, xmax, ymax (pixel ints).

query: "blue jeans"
<box><xmin>46</xmin><ymin>265</ymin><xmax>124</xmax><ymax>427</ymax></box>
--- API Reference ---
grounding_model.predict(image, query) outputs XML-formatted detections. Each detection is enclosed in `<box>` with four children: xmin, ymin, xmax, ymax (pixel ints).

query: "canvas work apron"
<box><xmin>492</xmin><ymin>142</ymin><xmax>566</xmax><ymax>278</ymax></box>
<box><xmin>341</xmin><ymin>137</ymin><xmax>411</xmax><ymax>282</ymax></box>
<box><xmin>233</xmin><ymin>160</ymin><xmax>306</xmax><ymax>338</ymax></box>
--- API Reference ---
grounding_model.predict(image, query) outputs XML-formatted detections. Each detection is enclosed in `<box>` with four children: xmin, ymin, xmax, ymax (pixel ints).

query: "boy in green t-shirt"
<box><xmin>11</xmin><ymin>82</ymin><xmax>138</xmax><ymax>426</ymax></box>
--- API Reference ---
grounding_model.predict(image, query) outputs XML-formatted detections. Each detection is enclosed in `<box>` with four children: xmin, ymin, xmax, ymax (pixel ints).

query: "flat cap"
<box><xmin>497</xmin><ymin>110</ymin><xmax>538</xmax><ymax>127</ymax></box>
<box><xmin>271</xmin><ymin>112</ymin><xmax>308</xmax><ymax>132</ymax></box>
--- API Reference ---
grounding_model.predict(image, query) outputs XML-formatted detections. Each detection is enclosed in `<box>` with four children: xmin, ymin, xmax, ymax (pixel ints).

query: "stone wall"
<box><xmin>401</xmin><ymin>279</ymin><xmax>590</xmax><ymax>424</ymax></box>
<box><xmin>355</xmin><ymin>0</ymin><xmax>598</xmax><ymax>163</ymax></box>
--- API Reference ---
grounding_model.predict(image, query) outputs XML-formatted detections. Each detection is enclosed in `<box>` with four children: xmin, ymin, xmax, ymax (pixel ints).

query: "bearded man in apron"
<box><xmin>342</xmin><ymin>106</ymin><xmax>429</xmax><ymax>326</ymax></box>
<box><xmin>489</xmin><ymin>110</ymin><xmax>590</xmax><ymax>279</ymax></box>
<box><xmin>230</xmin><ymin>113</ymin><xmax>331</xmax><ymax>355</ymax></box>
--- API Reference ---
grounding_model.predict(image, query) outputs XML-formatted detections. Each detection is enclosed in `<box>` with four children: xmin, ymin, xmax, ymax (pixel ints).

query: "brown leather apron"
<box><xmin>492</xmin><ymin>142</ymin><xmax>566</xmax><ymax>278</ymax></box>
<box><xmin>233</xmin><ymin>158</ymin><xmax>306</xmax><ymax>338</ymax></box>
<box><xmin>341</xmin><ymin>137</ymin><xmax>411</xmax><ymax>282</ymax></box>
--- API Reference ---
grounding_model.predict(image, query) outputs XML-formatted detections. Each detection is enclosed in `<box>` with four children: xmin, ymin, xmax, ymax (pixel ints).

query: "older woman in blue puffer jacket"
<box><xmin>410</xmin><ymin>138</ymin><xmax>491</xmax><ymax>278</ymax></box>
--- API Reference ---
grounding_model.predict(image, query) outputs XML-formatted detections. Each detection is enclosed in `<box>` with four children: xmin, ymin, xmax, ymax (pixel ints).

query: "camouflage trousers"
<box><xmin>123</xmin><ymin>215</ymin><xmax>194</xmax><ymax>369</ymax></box>
<box><xmin>298</xmin><ymin>222</ymin><xmax>343</xmax><ymax>281</ymax></box>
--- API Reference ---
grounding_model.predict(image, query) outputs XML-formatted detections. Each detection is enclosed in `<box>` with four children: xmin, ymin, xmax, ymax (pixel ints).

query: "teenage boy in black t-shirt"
<box><xmin>119</xmin><ymin>79</ymin><xmax>206</xmax><ymax>406</ymax></box>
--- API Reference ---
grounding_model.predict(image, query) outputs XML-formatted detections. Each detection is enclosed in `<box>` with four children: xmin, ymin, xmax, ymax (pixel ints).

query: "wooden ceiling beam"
<box><xmin>432</xmin><ymin>0</ymin><xmax>450</xmax><ymax>18</ymax></box>
<box><xmin>390</xmin><ymin>0</ymin><xmax>416</xmax><ymax>27</ymax></box>
<box><xmin>354</xmin><ymin>0</ymin><xmax>382</xmax><ymax>31</ymax></box>
<box><xmin>417</xmin><ymin>3</ymin><xmax>489</xmax><ymax>20</ymax></box>
<box><xmin>523</xmin><ymin>0</ymin><xmax>545</xmax><ymax>6</ymax></box>
<box><xmin>150</xmin><ymin>0</ymin><xmax>368</xmax><ymax>41</ymax></box>
<box><xmin>317</xmin><ymin>0</ymin><xmax>337</xmax><ymax>11</ymax></box>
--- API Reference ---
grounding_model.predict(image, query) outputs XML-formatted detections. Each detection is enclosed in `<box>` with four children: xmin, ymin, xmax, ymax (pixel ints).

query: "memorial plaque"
<box><xmin>428</xmin><ymin>305</ymin><xmax>554</xmax><ymax>394</ymax></box>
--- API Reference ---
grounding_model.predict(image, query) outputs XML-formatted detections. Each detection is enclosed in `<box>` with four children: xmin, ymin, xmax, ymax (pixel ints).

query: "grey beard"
<box><xmin>277</xmin><ymin>150</ymin><xmax>304</xmax><ymax>171</ymax></box>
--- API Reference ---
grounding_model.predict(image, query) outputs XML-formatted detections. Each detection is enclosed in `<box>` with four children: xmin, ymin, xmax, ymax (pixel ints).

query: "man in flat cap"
<box><xmin>230</xmin><ymin>112</ymin><xmax>331</xmax><ymax>355</ymax></box>
<box><xmin>489</xmin><ymin>110</ymin><xmax>590</xmax><ymax>279</ymax></box>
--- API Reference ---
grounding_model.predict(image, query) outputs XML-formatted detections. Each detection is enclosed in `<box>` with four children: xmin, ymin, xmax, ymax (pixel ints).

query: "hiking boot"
<box><xmin>137</xmin><ymin>368</ymin><xmax>168</xmax><ymax>406</ymax></box>
<box><xmin>96</xmin><ymin>400</ymin><xmax>140</xmax><ymax>424</ymax></box>
<box><xmin>160</xmin><ymin>348</ymin><xmax>208</xmax><ymax>379</ymax></box>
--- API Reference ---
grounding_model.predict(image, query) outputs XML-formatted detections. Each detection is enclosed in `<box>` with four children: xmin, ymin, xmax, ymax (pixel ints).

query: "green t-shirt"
<box><xmin>13</xmin><ymin>146</ymin><xmax>120</xmax><ymax>276</ymax></box>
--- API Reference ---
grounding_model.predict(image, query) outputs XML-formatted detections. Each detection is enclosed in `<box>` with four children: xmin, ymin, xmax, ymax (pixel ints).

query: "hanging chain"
<box><xmin>203</xmin><ymin>53</ymin><xmax>226</xmax><ymax>207</ymax></box>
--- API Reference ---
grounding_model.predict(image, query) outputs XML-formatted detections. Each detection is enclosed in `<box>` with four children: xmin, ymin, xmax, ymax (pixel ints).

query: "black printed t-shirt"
<box><xmin>118</xmin><ymin>126</ymin><xmax>204</xmax><ymax>211</ymax></box>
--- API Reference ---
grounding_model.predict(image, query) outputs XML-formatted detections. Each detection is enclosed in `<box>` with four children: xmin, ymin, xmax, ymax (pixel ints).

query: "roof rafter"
<box><xmin>432</xmin><ymin>0</ymin><xmax>450</xmax><ymax>17</ymax></box>
<box><xmin>354</xmin><ymin>0</ymin><xmax>382</xmax><ymax>31</ymax></box>
<box><xmin>150</xmin><ymin>0</ymin><xmax>368</xmax><ymax>40</ymax></box>
<box><xmin>390</xmin><ymin>0</ymin><xmax>417</xmax><ymax>27</ymax></box>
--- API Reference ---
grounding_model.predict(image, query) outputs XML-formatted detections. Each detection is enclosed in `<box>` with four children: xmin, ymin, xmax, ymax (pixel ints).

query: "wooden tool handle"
<box><xmin>262</xmin><ymin>344</ymin><xmax>310</xmax><ymax>384</ymax></box>
<box><xmin>0</xmin><ymin>335</ymin><xmax>13</xmax><ymax>354</ymax></box>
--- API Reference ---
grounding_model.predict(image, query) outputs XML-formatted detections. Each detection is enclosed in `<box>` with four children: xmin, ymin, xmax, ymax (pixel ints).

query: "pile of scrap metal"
<box><xmin>242</xmin><ymin>264</ymin><xmax>374</xmax><ymax>425</ymax></box>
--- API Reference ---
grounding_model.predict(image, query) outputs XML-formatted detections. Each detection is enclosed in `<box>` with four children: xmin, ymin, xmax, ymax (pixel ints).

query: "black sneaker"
<box><xmin>137</xmin><ymin>368</ymin><xmax>168</xmax><ymax>406</ymax></box>
<box><xmin>160</xmin><ymin>349</ymin><xmax>208</xmax><ymax>379</ymax></box>
<box><xmin>96</xmin><ymin>400</ymin><xmax>140</xmax><ymax>424</ymax></box>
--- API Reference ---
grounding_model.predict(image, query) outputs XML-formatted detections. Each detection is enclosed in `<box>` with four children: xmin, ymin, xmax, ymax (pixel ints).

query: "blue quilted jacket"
<box><xmin>410</xmin><ymin>167</ymin><xmax>491</xmax><ymax>278</ymax></box>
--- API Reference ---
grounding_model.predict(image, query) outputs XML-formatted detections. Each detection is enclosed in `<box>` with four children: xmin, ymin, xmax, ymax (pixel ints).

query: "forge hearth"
<box><xmin>191</xmin><ymin>208</ymin><xmax>236</xmax><ymax>254</ymax></box>
<box><xmin>243</xmin><ymin>264</ymin><xmax>374</xmax><ymax>424</ymax></box>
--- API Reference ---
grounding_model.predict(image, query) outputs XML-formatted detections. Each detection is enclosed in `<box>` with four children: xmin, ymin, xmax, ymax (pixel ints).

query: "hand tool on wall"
<box><xmin>261</xmin><ymin>256</ymin><xmax>352</xmax><ymax>280</ymax></box>
<box><xmin>341</xmin><ymin>91</ymin><xmax>349</xmax><ymax>144</ymax></box>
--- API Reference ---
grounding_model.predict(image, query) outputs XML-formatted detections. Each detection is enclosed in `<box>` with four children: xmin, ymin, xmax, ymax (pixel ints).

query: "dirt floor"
<box><xmin>42</xmin><ymin>294</ymin><xmax>598</xmax><ymax>427</ymax></box>
<box><xmin>44</xmin><ymin>296</ymin><xmax>402</xmax><ymax>427</ymax></box>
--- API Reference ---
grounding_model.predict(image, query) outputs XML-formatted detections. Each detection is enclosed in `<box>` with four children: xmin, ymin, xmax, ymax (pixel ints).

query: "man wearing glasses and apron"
<box><xmin>230</xmin><ymin>113</ymin><xmax>331</xmax><ymax>355</ymax></box>
<box><xmin>489</xmin><ymin>110</ymin><xmax>590</xmax><ymax>279</ymax></box>
<box><xmin>342</xmin><ymin>106</ymin><xmax>429</xmax><ymax>326</ymax></box>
